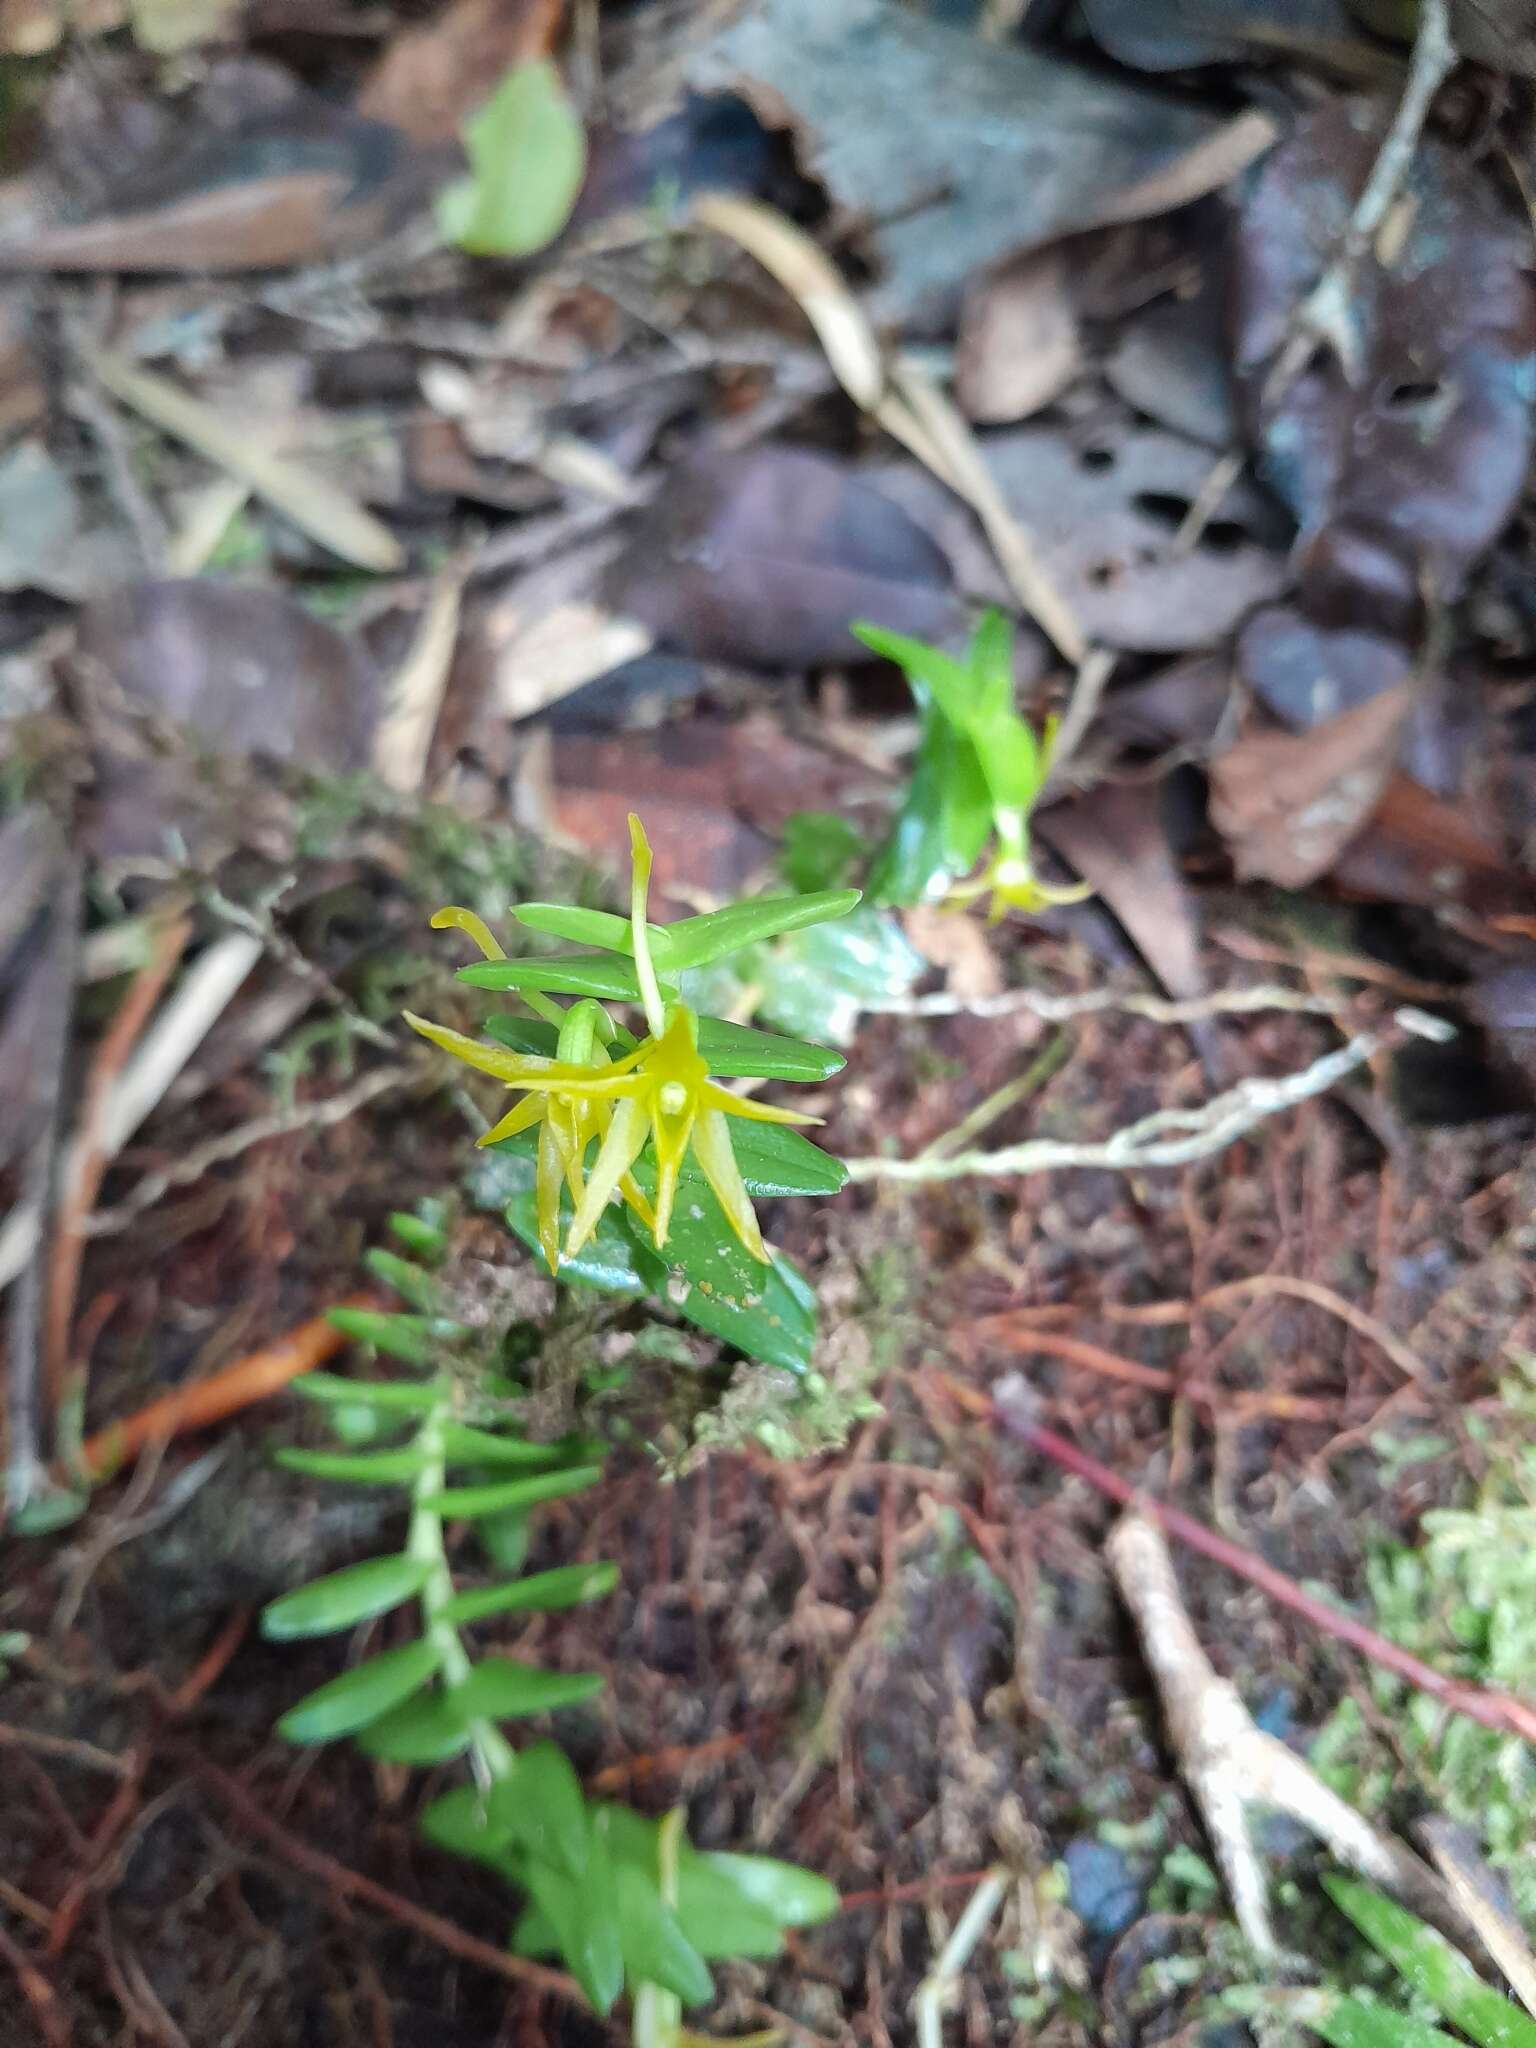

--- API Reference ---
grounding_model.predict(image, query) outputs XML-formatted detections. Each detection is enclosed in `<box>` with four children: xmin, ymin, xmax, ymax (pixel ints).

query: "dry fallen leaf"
<box><xmin>358</xmin><ymin>0</ymin><xmax>561</xmax><ymax>144</ymax></box>
<box><xmin>1208</xmin><ymin>687</ymin><xmax>1411</xmax><ymax>888</ymax></box>
<box><xmin>956</xmin><ymin>248</ymin><xmax>1082</xmax><ymax>426</ymax></box>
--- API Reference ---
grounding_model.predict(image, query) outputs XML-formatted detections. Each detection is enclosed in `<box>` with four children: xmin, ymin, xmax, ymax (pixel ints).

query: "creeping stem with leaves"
<box><xmin>263</xmin><ymin>1213</ymin><xmax>837</xmax><ymax>2038</ymax></box>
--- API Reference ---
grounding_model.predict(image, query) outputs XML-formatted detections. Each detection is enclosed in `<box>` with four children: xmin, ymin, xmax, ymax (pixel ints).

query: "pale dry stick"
<box><xmin>1417</xmin><ymin>1818</ymin><xmax>1536</xmax><ymax>2018</ymax></box>
<box><xmin>913</xmin><ymin>1869</ymin><xmax>1010</xmax><ymax>2048</ymax></box>
<box><xmin>84</xmin><ymin>350</ymin><xmax>403</xmax><ymax>573</ymax></box>
<box><xmin>844</xmin><ymin>1008</ymin><xmax>1451</xmax><ymax>1185</ymax></box>
<box><xmin>85</xmin><ymin>1063</ymin><xmax>417</xmax><ymax>1238</ymax></box>
<box><xmin>371</xmin><ymin>554</ymin><xmax>468</xmax><ymax>794</ymax></box>
<box><xmin>1107</xmin><ymin>1509</ymin><xmax>1486</xmax><ymax>1965</ymax></box>
<box><xmin>860</xmin><ymin>979</ymin><xmax>1340</xmax><ymax>1023</ymax></box>
<box><xmin>1261</xmin><ymin>0</ymin><xmax>1455</xmax><ymax>401</ymax></box>
<box><xmin>0</xmin><ymin>934</ymin><xmax>261</xmax><ymax>1296</ymax></box>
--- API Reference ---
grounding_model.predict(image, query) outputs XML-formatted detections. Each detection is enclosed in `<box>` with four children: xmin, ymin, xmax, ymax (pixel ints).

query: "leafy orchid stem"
<box><xmin>627</xmin><ymin>814</ymin><xmax>667</xmax><ymax>1040</ymax></box>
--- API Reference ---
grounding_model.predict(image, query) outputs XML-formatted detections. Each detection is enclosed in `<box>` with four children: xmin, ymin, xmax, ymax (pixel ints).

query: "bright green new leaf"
<box><xmin>660</xmin><ymin>889</ymin><xmax>862</xmax><ymax>972</ymax></box>
<box><xmin>326</xmin><ymin>1308</ymin><xmax>466</xmax><ymax>1367</ymax></box>
<box><xmin>519</xmin><ymin>1831</ymin><xmax>626</xmax><ymax>2013</ymax></box>
<box><xmin>356</xmin><ymin>1688</ymin><xmax>476</xmax><ymax>1765</ymax></box>
<box><xmin>292</xmin><ymin>1372</ymin><xmax>445</xmax><ymax>1413</ymax></box>
<box><xmin>1275</xmin><ymin>1989</ymin><xmax>1467</xmax><ymax>2048</ymax></box>
<box><xmin>420</xmin><ymin>1785</ymin><xmax>508</xmax><ymax>1867</ymax></box>
<box><xmin>491</xmin><ymin>1739</ymin><xmax>589</xmax><ymax>1877</ymax></box>
<box><xmin>868</xmin><ymin>697</ymin><xmax>993</xmax><ymax>906</ymax></box>
<box><xmin>261</xmin><ymin>1555</ymin><xmax>431</xmax><ymax>1641</ymax></box>
<box><xmin>1324</xmin><ymin>1878</ymin><xmax>1536</xmax><ymax>2048</ymax></box>
<box><xmin>613</xmin><ymin>1860</ymin><xmax>715</xmax><ymax>2007</ymax></box>
<box><xmin>278</xmin><ymin>1636</ymin><xmax>441</xmax><ymax>1744</ymax></box>
<box><xmin>435</xmin><ymin>60</ymin><xmax>586</xmax><ymax>259</ymax></box>
<box><xmin>513</xmin><ymin>904</ymin><xmax>637</xmax><ymax>954</ymax></box>
<box><xmin>459</xmin><ymin>954</ymin><xmax>644</xmax><ymax>1002</ymax></box>
<box><xmin>852</xmin><ymin>621</ymin><xmax>974</xmax><ymax>726</ymax></box>
<box><xmin>275</xmin><ymin>1445</ymin><xmax>428</xmax><ymax>1485</ymax></box>
<box><xmin>693</xmin><ymin>1016</ymin><xmax>845</xmax><ymax>1082</ymax></box>
<box><xmin>697</xmin><ymin>1848</ymin><xmax>842</xmax><ymax>1928</ymax></box>
<box><xmin>420</xmin><ymin>1464</ymin><xmax>604</xmax><ymax>1518</ymax></box>
<box><xmin>385</xmin><ymin>1209</ymin><xmax>448</xmax><ymax>1260</ymax></box>
<box><xmin>363</xmin><ymin>1248</ymin><xmax>446</xmax><ymax>1313</ymax></box>
<box><xmin>458</xmin><ymin>1657</ymin><xmax>603</xmax><ymax>1719</ymax></box>
<box><xmin>442</xmin><ymin>1562</ymin><xmax>619</xmax><ymax>1625</ymax></box>
<box><xmin>440</xmin><ymin>1422</ymin><xmax>570</xmax><ymax>1469</ymax></box>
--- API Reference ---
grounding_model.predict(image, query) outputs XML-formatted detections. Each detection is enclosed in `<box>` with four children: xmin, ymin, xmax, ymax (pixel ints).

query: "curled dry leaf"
<box><xmin>1104</xmin><ymin>275</ymin><xmax>1237</xmax><ymax>449</ymax></box>
<box><xmin>1208</xmin><ymin>685</ymin><xmax>1411</xmax><ymax>888</ymax></box>
<box><xmin>688</xmin><ymin>0</ymin><xmax>1266</xmax><ymax>325</ymax></box>
<box><xmin>603</xmin><ymin>445</ymin><xmax>959</xmax><ymax>670</ymax></box>
<box><xmin>956</xmin><ymin>248</ymin><xmax>1082</xmax><ymax>426</ymax></box>
<box><xmin>1232</xmin><ymin>101</ymin><xmax>1536</xmax><ymax>607</ymax></box>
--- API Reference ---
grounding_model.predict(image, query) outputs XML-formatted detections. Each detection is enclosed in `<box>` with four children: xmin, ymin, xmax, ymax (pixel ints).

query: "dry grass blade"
<box><xmin>372</xmin><ymin>555</ymin><xmax>467</xmax><ymax>793</ymax></box>
<box><xmin>86</xmin><ymin>351</ymin><xmax>404</xmax><ymax>573</ymax></box>
<box><xmin>691</xmin><ymin>191</ymin><xmax>1090</xmax><ymax>664</ymax></box>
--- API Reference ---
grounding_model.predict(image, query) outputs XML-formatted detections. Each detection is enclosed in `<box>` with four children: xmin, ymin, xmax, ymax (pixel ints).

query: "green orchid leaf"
<box><xmin>694</xmin><ymin>1016</ymin><xmax>845</xmax><ymax>1082</ymax></box>
<box><xmin>969</xmin><ymin>607</ymin><xmax>1015</xmax><ymax>720</ymax></box>
<box><xmin>474</xmin><ymin>1506</ymin><xmax>531</xmax><ymax>1572</ymax></box>
<box><xmin>852</xmin><ymin>620</ymin><xmax>975</xmax><ymax>729</ymax></box>
<box><xmin>439</xmin><ymin>1422</ymin><xmax>571</xmax><ymax>1469</ymax></box>
<box><xmin>613</xmin><ymin>1861</ymin><xmax>715</xmax><ymax>2007</ymax></box>
<box><xmin>716</xmin><ymin>1119</ymin><xmax>847</xmax><ymax>1199</ymax></box>
<box><xmin>275</xmin><ymin>1445</ymin><xmax>427</xmax><ymax>1485</ymax></box>
<box><xmin>277</xmin><ymin>1637</ymin><xmax>441</xmax><ymax>1744</ymax></box>
<box><xmin>696</xmin><ymin>1849</ymin><xmax>841</xmax><ymax>1928</ymax></box>
<box><xmin>780</xmin><ymin>810</ymin><xmax>865</xmax><ymax>893</ymax></box>
<box><xmin>599</xmin><ymin>1807</ymin><xmax>811</xmax><ymax>1960</ymax></box>
<box><xmin>326</xmin><ymin>1309</ymin><xmax>468</xmax><ymax>1367</ymax></box>
<box><xmin>435</xmin><ymin>60</ymin><xmax>586</xmax><ymax>259</ymax></box>
<box><xmin>463</xmin><ymin>1658</ymin><xmax>604</xmax><ymax>1720</ymax></box>
<box><xmin>1271</xmin><ymin>1990</ymin><xmax>1465</xmax><ymax>2048</ymax></box>
<box><xmin>868</xmin><ymin>702</ymin><xmax>992</xmax><ymax>907</ymax></box>
<box><xmin>491</xmin><ymin>1739</ymin><xmax>589</xmax><ymax>1877</ymax></box>
<box><xmin>513</xmin><ymin>904</ymin><xmax>636</xmax><ymax>953</ymax></box>
<box><xmin>421</xmin><ymin>1785</ymin><xmax>508</xmax><ymax>1866</ymax></box>
<box><xmin>363</xmin><ymin>1248</ymin><xmax>447</xmax><ymax>1313</ymax></box>
<box><xmin>356</xmin><ymin>1686</ymin><xmax>475</xmax><ymax>1765</ymax></box>
<box><xmin>442</xmin><ymin>1562</ymin><xmax>619</xmax><ymax>1625</ymax></box>
<box><xmin>473</xmin><ymin>1147</ymin><xmax>653</xmax><ymax>1299</ymax></box>
<box><xmin>459</xmin><ymin>955</ymin><xmax>645</xmax><ymax>1002</ymax></box>
<box><xmin>977</xmin><ymin>714</ymin><xmax>1044</xmax><ymax>815</ymax></box>
<box><xmin>520</xmin><ymin>1832</ymin><xmax>625</xmax><ymax>2013</ymax></box>
<box><xmin>421</xmin><ymin>1465</ymin><xmax>603</xmax><ymax>1519</ymax></box>
<box><xmin>385</xmin><ymin>1209</ymin><xmax>448</xmax><ymax>1261</ymax></box>
<box><xmin>661</xmin><ymin>889</ymin><xmax>862</xmax><ymax>972</ymax></box>
<box><xmin>292</xmin><ymin>1372</ymin><xmax>445</xmax><ymax>1413</ymax></box>
<box><xmin>483</xmin><ymin>1015</ymin><xmax>562</xmax><ymax>1058</ymax></box>
<box><xmin>1324</xmin><ymin>1878</ymin><xmax>1536</xmax><ymax>2048</ymax></box>
<box><xmin>261</xmin><ymin>1555</ymin><xmax>431</xmax><ymax>1641</ymax></box>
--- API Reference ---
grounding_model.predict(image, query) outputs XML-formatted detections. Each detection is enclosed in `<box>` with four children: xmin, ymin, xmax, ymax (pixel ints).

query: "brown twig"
<box><xmin>0</xmin><ymin>1918</ymin><xmax>72</xmax><ymax>2048</ymax></box>
<box><xmin>44</xmin><ymin>916</ymin><xmax>191</xmax><ymax>1402</ymax></box>
<box><xmin>936</xmin><ymin>1371</ymin><xmax>1536</xmax><ymax>1747</ymax></box>
<box><xmin>195</xmin><ymin>1763</ymin><xmax>582</xmax><ymax>2004</ymax></box>
<box><xmin>963</xmin><ymin>1322</ymin><xmax>1339</xmax><ymax>1424</ymax></box>
<box><xmin>79</xmin><ymin>1296</ymin><xmax>377</xmax><ymax>1479</ymax></box>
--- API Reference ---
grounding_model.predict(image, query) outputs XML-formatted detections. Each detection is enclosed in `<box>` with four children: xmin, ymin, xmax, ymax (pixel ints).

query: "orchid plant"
<box><xmin>408</xmin><ymin>818</ymin><xmax>859</xmax><ymax>1373</ymax></box>
<box><xmin>855</xmin><ymin>610</ymin><xmax>1090</xmax><ymax>919</ymax></box>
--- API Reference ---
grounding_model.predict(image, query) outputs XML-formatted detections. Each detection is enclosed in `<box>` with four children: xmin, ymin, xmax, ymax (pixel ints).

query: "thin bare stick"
<box><xmin>844</xmin><ymin>1009</ymin><xmax>1449</xmax><ymax>1184</ymax></box>
<box><xmin>1107</xmin><ymin>1509</ymin><xmax>1484</xmax><ymax>1963</ymax></box>
<box><xmin>859</xmin><ymin>980</ymin><xmax>1340</xmax><ymax>1023</ymax></box>
<box><xmin>967</xmin><ymin>1374</ymin><xmax>1536</xmax><ymax>1748</ymax></box>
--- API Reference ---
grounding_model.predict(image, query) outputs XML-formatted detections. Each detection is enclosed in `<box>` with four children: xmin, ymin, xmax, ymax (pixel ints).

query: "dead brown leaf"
<box><xmin>1037</xmin><ymin>781</ymin><xmax>1207</xmax><ymax>1006</ymax></box>
<box><xmin>358</xmin><ymin>0</ymin><xmax>562</xmax><ymax>145</ymax></box>
<box><xmin>1209</xmin><ymin>687</ymin><xmax>1411</xmax><ymax>888</ymax></box>
<box><xmin>956</xmin><ymin>248</ymin><xmax>1082</xmax><ymax>426</ymax></box>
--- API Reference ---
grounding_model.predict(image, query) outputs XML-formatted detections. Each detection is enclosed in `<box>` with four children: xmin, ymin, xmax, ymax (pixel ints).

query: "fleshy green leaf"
<box><xmin>292</xmin><ymin>1372</ymin><xmax>445</xmax><ymax>1413</ymax></box>
<box><xmin>599</xmin><ymin>1808</ymin><xmax>799</xmax><ymax>1961</ymax></box>
<box><xmin>696</xmin><ymin>1849</ymin><xmax>841</xmax><ymax>1928</ymax></box>
<box><xmin>483</xmin><ymin>1015</ymin><xmax>562</xmax><ymax>1058</ymax></box>
<box><xmin>852</xmin><ymin>620</ymin><xmax>974</xmax><ymax>727</ymax></box>
<box><xmin>491</xmin><ymin>1739</ymin><xmax>589</xmax><ymax>1876</ymax></box>
<box><xmin>1324</xmin><ymin>1878</ymin><xmax>1536</xmax><ymax>2048</ymax></box>
<box><xmin>459</xmin><ymin>955</ymin><xmax>644</xmax><ymax>1002</ymax></box>
<box><xmin>421</xmin><ymin>1784</ymin><xmax>508</xmax><ymax>1866</ymax></box>
<box><xmin>278</xmin><ymin>1637</ymin><xmax>441</xmax><ymax>1743</ymax></box>
<box><xmin>327</xmin><ymin>1309</ymin><xmax>467</xmax><ymax>1366</ymax></box>
<box><xmin>364</xmin><ymin>1248</ymin><xmax>446</xmax><ymax>1313</ymax></box>
<box><xmin>701</xmin><ymin>1119</ymin><xmax>846</xmax><ymax>1199</ymax></box>
<box><xmin>420</xmin><ymin>1465</ymin><xmax>604</xmax><ymax>1518</ymax></box>
<box><xmin>442</xmin><ymin>1562</ymin><xmax>619</xmax><ymax>1625</ymax></box>
<box><xmin>513</xmin><ymin>904</ymin><xmax>635</xmax><ymax>953</ymax></box>
<box><xmin>386</xmin><ymin>1209</ymin><xmax>448</xmax><ymax>1260</ymax></box>
<box><xmin>520</xmin><ymin>1829</ymin><xmax>625</xmax><ymax>2013</ymax></box>
<box><xmin>694</xmin><ymin>1016</ymin><xmax>845</xmax><ymax>1082</ymax></box>
<box><xmin>435</xmin><ymin>60</ymin><xmax>586</xmax><ymax>259</ymax></box>
<box><xmin>475</xmin><ymin>1506</ymin><xmax>531</xmax><ymax>1572</ymax></box>
<box><xmin>275</xmin><ymin>1445</ymin><xmax>428</xmax><ymax>1484</ymax></box>
<box><xmin>462</xmin><ymin>1656</ymin><xmax>604</xmax><ymax>1721</ymax></box>
<box><xmin>440</xmin><ymin>1423</ymin><xmax>570</xmax><ymax>1469</ymax></box>
<box><xmin>1272</xmin><ymin>1989</ymin><xmax>1467</xmax><ymax>2048</ymax></box>
<box><xmin>261</xmin><ymin>1555</ymin><xmax>432</xmax><ymax>1641</ymax></box>
<box><xmin>780</xmin><ymin>810</ymin><xmax>865</xmax><ymax>893</ymax></box>
<box><xmin>868</xmin><ymin>701</ymin><xmax>992</xmax><ymax>907</ymax></box>
<box><xmin>474</xmin><ymin>1147</ymin><xmax>653</xmax><ymax>1299</ymax></box>
<box><xmin>614</xmin><ymin>1860</ymin><xmax>715</xmax><ymax>2006</ymax></box>
<box><xmin>357</xmin><ymin>1687</ymin><xmax>477</xmax><ymax>1764</ymax></box>
<box><xmin>661</xmin><ymin>890</ymin><xmax>862</xmax><ymax>972</ymax></box>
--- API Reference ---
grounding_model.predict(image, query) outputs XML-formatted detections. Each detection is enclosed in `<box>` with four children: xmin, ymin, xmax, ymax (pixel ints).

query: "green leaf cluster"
<box><xmin>855</xmin><ymin>610</ymin><xmax>1072</xmax><ymax>912</ymax></box>
<box><xmin>436</xmin><ymin>61</ymin><xmax>587</xmax><ymax>259</ymax></box>
<box><xmin>264</xmin><ymin>1214</ymin><xmax>836</xmax><ymax>2021</ymax></box>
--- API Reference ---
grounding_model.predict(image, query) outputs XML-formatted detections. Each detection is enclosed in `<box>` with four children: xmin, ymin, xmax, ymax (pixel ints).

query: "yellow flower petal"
<box><xmin>567</xmin><ymin>1095</ymin><xmax>649</xmax><ymax>1255</ymax></box>
<box><xmin>699</xmin><ymin>1082</ymin><xmax>821</xmax><ymax>1128</ymax></box>
<box><xmin>536</xmin><ymin>1115</ymin><xmax>564</xmax><ymax>1273</ymax></box>
<box><xmin>691</xmin><ymin>1106</ymin><xmax>767</xmax><ymax>1262</ymax></box>
<box><xmin>406</xmin><ymin>1012</ymin><xmax>557</xmax><ymax>1084</ymax></box>
<box><xmin>478</xmin><ymin>1093</ymin><xmax>547</xmax><ymax>1148</ymax></box>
